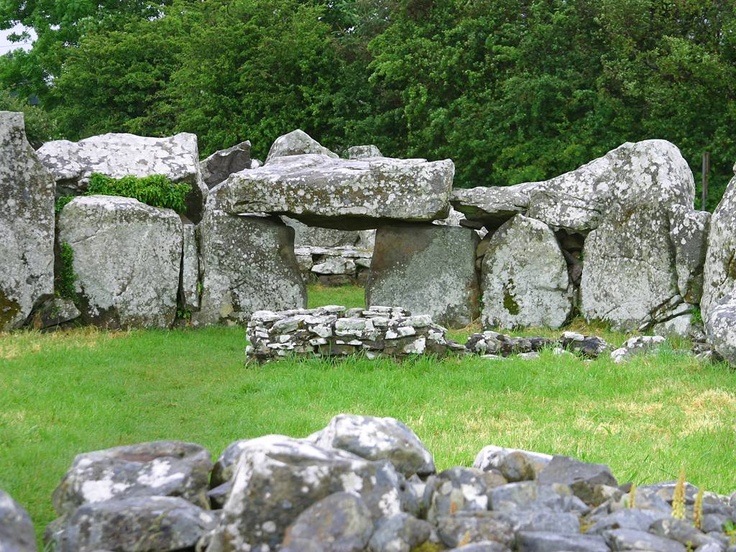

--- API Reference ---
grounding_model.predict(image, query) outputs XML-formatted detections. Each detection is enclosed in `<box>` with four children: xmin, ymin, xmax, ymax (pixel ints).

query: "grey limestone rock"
<box><xmin>581</xmin><ymin>206</ymin><xmax>680</xmax><ymax>332</ymax></box>
<box><xmin>526</xmin><ymin>139</ymin><xmax>695</xmax><ymax>233</ymax></box>
<box><xmin>211</xmin><ymin>153</ymin><xmax>455</xmax><ymax>231</ymax></box>
<box><xmin>669</xmin><ymin>204</ymin><xmax>710</xmax><ymax>304</ymax></box>
<box><xmin>366</xmin><ymin>224</ymin><xmax>480</xmax><ymax>328</ymax></box>
<box><xmin>348</xmin><ymin>144</ymin><xmax>383</xmax><ymax>159</ymax></box>
<box><xmin>427</xmin><ymin>467</ymin><xmax>503</xmax><ymax>523</ymax></box>
<box><xmin>58</xmin><ymin>196</ymin><xmax>183</xmax><ymax>329</ymax></box>
<box><xmin>515</xmin><ymin>531</ymin><xmax>610</xmax><ymax>552</ymax></box>
<box><xmin>282</xmin><ymin>215</ymin><xmax>363</xmax><ymax>249</ymax></box>
<box><xmin>368</xmin><ymin>513</ymin><xmax>434</xmax><ymax>552</ymax></box>
<box><xmin>37</xmin><ymin>132</ymin><xmax>208</xmax><ymax>223</ymax></box>
<box><xmin>449</xmin><ymin>542</ymin><xmax>512</xmax><ymax>552</ymax></box>
<box><xmin>193</xmin><ymin>209</ymin><xmax>306</xmax><ymax>326</ymax></box>
<box><xmin>180</xmin><ymin>217</ymin><xmax>200</xmax><ymax>311</ymax></box>
<box><xmin>51</xmin><ymin>440</ymin><xmax>213</xmax><ymax>518</ymax></box>
<box><xmin>473</xmin><ymin>446</ymin><xmax>552</xmax><ymax>477</ymax></box>
<box><xmin>585</xmin><ymin>508</ymin><xmax>671</xmax><ymax>535</ymax></box>
<box><xmin>604</xmin><ymin>528</ymin><xmax>688</xmax><ymax>551</ymax></box>
<box><xmin>281</xmin><ymin>492</ymin><xmax>374</xmax><ymax>552</ymax></box>
<box><xmin>451</xmin><ymin>182</ymin><xmax>537</xmax><ymax>231</ymax></box>
<box><xmin>537</xmin><ymin>455</ymin><xmax>617</xmax><ymax>506</ymax></box>
<box><xmin>205</xmin><ymin>435</ymin><xmax>402</xmax><ymax>552</ymax></box>
<box><xmin>200</xmin><ymin>140</ymin><xmax>252</xmax><ymax>188</ymax></box>
<box><xmin>307</xmin><ymin>413</ymin><xmax>436</xmax><ymax>478</ymax></box>
<box><xmin>610</xmin><ymin>335</ymin><xmax>666</xmax><ymax>363</ymax></box>
<box><xmin>27</xmin><ymin>297</ymin><xmax>80</xmax><ymax>330</ymax></box>
<box><xmin>265</xmin><ymin>128</ymin><xmax>339</xmax><ymax>163</ymax></box>
<box><xmin>0</xmin><ymin>111</ymin><xmax>55</xmax><ymax>331</ymax></box>
<box><xmin>436</xmin><ymin>512</ymin><xmax>515</xmax><ymax>548</ymax></box>
<box><xmin>481</xmin><ymin>215</ymin><xmax>571</xmax><ymax>329</ymax></box>
<box><xmin>0</xmin><ymin>488</ymin><xmax>37</xmax><ymax>552</ymax></box>
<box><xmin>50</xmin><ymin>496</ymin><xmax>217</xmax><ymax>552</ymax></box>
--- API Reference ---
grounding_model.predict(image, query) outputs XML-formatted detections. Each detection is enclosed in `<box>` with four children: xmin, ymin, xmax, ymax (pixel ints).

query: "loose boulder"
<box><xmin>366</xmin><ymin>224</ymin><xmax>480</xmax><ymax>328</ymax></box>
<box><xmin>193</xmin><ymin>209</ymin><xmax>306</xmax><ymax>325</ymax></box>
<box><xmin>265</xmin><ymin>128</ymin><xmax>340</xmax><ymax>163</ymax></box>
<box><xmin>0</xmin><ymin>111</ymin><xmax>55</xmax><ymax>330</ymax></box>
<box><xmin>481</xmin><ymin>215</ymin><xmax>571</xmax><ymax>329</ymax></box>
<box><xmin>37</xmin><ymin>132</ymin><xmax>208</xmax><ymax>223</ymax></box>
<box><xmin>451</xmin><ymin>182</ymin><xmax>537</xmax><ymax>231</ymax></box>
<box><xmin>212</xmin><ymin>134</ymin><xmax>454</xmax><ymax>230</ymax></box>
<box><xmin>58</xmin><ymin>196</ymin><xmax>183</xmax><ymax>329</ymax></box>
<box><xmin>200</xmin><ymin>140</ymin><xmax>253</xmax><ymax>188</ymax></box>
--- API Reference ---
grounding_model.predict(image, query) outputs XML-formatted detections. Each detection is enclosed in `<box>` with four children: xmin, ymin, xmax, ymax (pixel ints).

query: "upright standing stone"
<box><xmin>581</xmin><ymin>207</ymin><xmax>679</xmax><ymax>331</ymax></box>
<box><xmin>193</xmin><ymin>209</ymin><xmax>306</xmax><ymax>325</ymax></box>
<box><xmin>58</xmin><ymin>196</ymin><xmax>183</xmax><ymax>329</ymax></box>
<box><xmin>0</xmin><ymin>111</ymin><xmax>55</xmax><ymax>330</ymax></box>
<box><xmin>366</xmin><ymin>224</ymin><xmax>480</xmax><ymax>328</ymax></box>
<box><xmin>481</xmin><ymin>215</ymin><xmax>570</xmax><ymax>329</ymax></box>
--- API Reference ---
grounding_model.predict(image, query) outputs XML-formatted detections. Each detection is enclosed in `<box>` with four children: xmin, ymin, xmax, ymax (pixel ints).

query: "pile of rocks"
<box><xmin>5</xmin><ymin>413</ymin><xmax>736</xmax><ymax>551</ymax></box>
<box><xmin>246</xmin><ymin>306</ymin><xmax>465</xmax><ymax>361</ymax></box>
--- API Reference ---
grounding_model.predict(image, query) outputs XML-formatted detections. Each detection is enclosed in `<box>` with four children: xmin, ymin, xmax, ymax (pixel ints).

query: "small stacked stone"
<box><xmin>464</xmin><ymin>330</ymin><xmax>609</xmax><ymax>359</ymax></box>
<box><xmin>246</xmin><ymin>306</ymin><xmax>465</xmax><ymax>362</ymax></box>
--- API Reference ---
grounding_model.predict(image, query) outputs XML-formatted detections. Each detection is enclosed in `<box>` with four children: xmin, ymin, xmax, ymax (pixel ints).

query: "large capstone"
<box><xmin>37</xmin><ymin>132</ymin><xmax>208</xmax><ymax>222</ymax></box>
<box><xmin>193</xmin><ymin>209</ymin><xmax>306</xmax><ymax>325</ymax></box>
<box><xmin>481</xmin><ymin>215</ymin><xmax>571</xmax><ymax>329</ymax></box>
<box><xmin>526</xmin><ymin>139</ymin><xmax>695</xmax><ymax>233</ymax></box>
<box><xmin>58</xmin><ymin>196</ymin><xmax>182</xmax><ymax>329</ymax></box>
<box><xmin>581</xmin><ymin>206</ymin><xmax>680</xmax><ymax>332</ymax></box>
<box><xmin>211</xmin><ymin>154</ymin><xmax>454</xmax><ymax>230</ymax></box>
<box><xmin>366</xmin><ymin>224</ymin><xmax>480</xmax><ymax>328</ymax></box>
<box><xmin>0</xmin><ymin>111</ymin><xmax>55</xmax><ymax>330</ymax></box>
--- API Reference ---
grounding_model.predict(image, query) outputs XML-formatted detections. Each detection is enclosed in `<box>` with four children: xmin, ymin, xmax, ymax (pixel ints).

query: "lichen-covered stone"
<box><xmin>204</xmin><ymin>435</ymin><xmax>402</xmax><ymax>552</ymax></box>
<box><xmin>51</xmin><ymin>441</ymin><xmax>213</xmax><ymax>517</ymax></box>
<box><xmin>211</xmin><ymin>153</ymin><xmax>454</xmax><ymax>230</ymax></box>
<box><xmin>526</xmin><ymin>139</ymin><xmax>695</xmax><ymax>233</ymax></box>
<box><xmin>265</xmin><ymin>129</ymin><xmax>339</xmax><ymax>163</ymax></box>
<box><xmin>0</xmin><ymin>111</ymin><xmax>55</xmax><ymax>330</ymax></box>
<box><xmin>450</xmin><ymin>182</ymin><xmax>537</xmax><ymax>231</ymax></box>
<box><xmin>366</xmin><ymin>224</ymin><xmax>480</xmax><ymax>328</ymax></box>
<box><xmin>58</xmin><ymin>196</ymin><xmax>182</xmax><ymax>329</ymax></box>
<box><xmin>308</xmin><ymin>414</ymin><xmax>436</xmax><ymax>478</ymax></box>
<box><xmin>481</xmin><ymin>215</ymin><xmax>571</xmax><ymax>329</ymax></box>
<box><xmin>193</xmin><ymin>210</ymin><xmax>306</xmax><ymax>325</ymax></box>
<box><xmin>180</xmin><ymin>218</ymin><xmax>200</xmax><ymax>311</ymax></box>
<box><xmin>581</xmin><ymin>207</ymin><xmax>680</xmax><ymax>332</ymax></box>
<box><xmin>37</xmin><ymin>132</ymin><xmax>208</xmax><ymax>222</ymax></box>
<box><xmin>51</xmin><ymin>496</ymin><xmax>217</xmax><ymax>552</ymax></box>
<box><xmin>348</xmin><ymin>144</ymin><xmax>383</xmax><ymax>159</ymax></box>
<box><xmin>668</xmin><ymin>205</ymin><xmax>710</xmax><ymax>304</ymax></box>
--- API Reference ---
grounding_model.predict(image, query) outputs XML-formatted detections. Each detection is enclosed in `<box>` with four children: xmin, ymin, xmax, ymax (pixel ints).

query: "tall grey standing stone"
<box><xmin>366</xmin><ymin>224</ymin><xmax>480</xmax><ymax>328</ymax></box>
<box><xmin>481</xmin><ymin>215</ymin><xmax>570</xmax><ymax>329</ymax></box>
<box><xmin>193</xmin><ymin>209</ymin><xmax>306</xmax><ymax>325</ymax></box>
<box><xmin>0</xmin><ymin>111</ymin><xmax>55</xmax><ymax>330</ymax></box>
<box><xmin>37</xmin><ymin>132</ymin><xmax>208</xmax><ymax>223</ymax></box>
<box><xmin>701</xmin><ymin>172</ymin><xmax>736</xmax><ymax>364</ymax></box>
<box><xmin>581</xmin><ymin>207</ymin><xmax>680</xmax><ymax>331</ymax></box>
<box><xmin>58</xmin><ymin>196</ymin><xmax>183</xmax><ymax>329</ymax></box>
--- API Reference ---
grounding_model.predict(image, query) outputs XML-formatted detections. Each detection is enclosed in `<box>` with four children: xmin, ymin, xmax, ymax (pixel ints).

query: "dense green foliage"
<box><xmin>86</xmin><ymin>173</ymin><xmax>191</xmax><ymax>213</ymax></box>
<box><xmin>55</xmin><ymin>242</ymin><xmax>78</xmax><ymax>302</ymax></box>
<box><xmin>2</xmin><ymin>0</ymin><xmax>736</xmax><ymax>207</ymax></box>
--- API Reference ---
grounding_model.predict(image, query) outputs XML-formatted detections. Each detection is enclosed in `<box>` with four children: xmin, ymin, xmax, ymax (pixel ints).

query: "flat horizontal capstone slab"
<box><xmin>210</xmin><ymin>154</ymin><xmax>455</xmax><ymax>230</ymax></box>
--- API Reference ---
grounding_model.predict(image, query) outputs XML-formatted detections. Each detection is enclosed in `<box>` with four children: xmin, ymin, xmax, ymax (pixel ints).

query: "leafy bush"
<box><xmin>54</xmin><ymin>196</ymin><xmax>75</xmax><ymax>214</ymax></box>
<box><xmin>86</xmin><ymin>173</ymin><xmax>191</xmax><ymax>213</ymax></box>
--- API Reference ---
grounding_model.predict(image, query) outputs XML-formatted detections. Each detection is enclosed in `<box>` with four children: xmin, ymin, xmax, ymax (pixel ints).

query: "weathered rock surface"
<box><xmin>308</xmin><ymin>414</ymin><xmax>436</xmax><ymax>478</ymax></box>
<box><xmin>669</xmin><ymin>205</ymin><xmax>710</xmax><ymax>304</ymax></box>
<box><xmin>481</xmin><ymin>215</ymin><xmax>571</xmax><ymax>329</ymax></box>
<box><xmin>193</xmin><ymin>209</ymin><xmax>306</xmax><ymax>326</ymax></box>
<box><xmin>204</xmin><ymin>435</ymin><xmax>403</xmax><ymax>552</ymax></box>
<box><xmin>367</xmin><ymin>224</ymin><xmax>480</xmax><ymax>328</ymax></box>
<box><xmin>180</xmin><ymin>218</ymin><xmax>200</xmax><ymax>311</ymax></box>
<box><xmin>37</xmin><ymin>132</ymin><xmax>208</xmax><ymax>222</ymax></box>
<box><xmin>50</xmin><ymin>496</ymin><xmax>218</xmax><ymax>552</ymax></box>
<box><xmin>200</xmin><ymin>140</ymin><xmax>253</xmax><ymax>188</ymax></box>
<box><xmin>0</xmin><ymin>111</ymin><xmax>55</xmax><ymax>330</ymax></box>
<box><xmin>702</xmin><ymin>172</ymin><xmax>736</xmax><ymax>364</ymax></box>
<box><xmin>58</xmin><ymin>196</ymin><xmax>182</xmax><ymax>329</ymax></box>
<box><xmin>526</xmin><ymin>139</ymin><xmax>695</xmax><ymax>233</ymax></box>
<box><xmin>451</xmin><ymin>182</ymin><xmax>537</xmax><ymax>230</ymax></box>
<box><xmin>28</xmin><ymin>415</ymin><xmax>736</xmax><ymax>551</ymax></box>
<box><xmin>348</xmin><ymin>144</ymin><xmax>383</xmax><ymax>159</ymax></box>
<box><xmin>212</xmin><ymin>153</ymin><xmax>455</xmax><ymax>230</ymax></box>
<box><xmin>265</xmin><ymin>128</ymin><xmax>340</xmax><ymax>163</ymax></box>
<box><xmin>246</xmin><ymin>305</ymin><xmax>464</xmax><ymax>361</ymax></box>
<box><xmin>581</xmin><ymin>207</ymin><xmax>680</xmax><ymax>331</ymax></box>
<box><xmin>27</xmin><ymin>297</ymin><xmax>80</xmax><ymax>330</ymax></box>
<box><xmin>0</xmin><ymin>488</ymin><xmax>37</xmax><ymax>552</ymax></box>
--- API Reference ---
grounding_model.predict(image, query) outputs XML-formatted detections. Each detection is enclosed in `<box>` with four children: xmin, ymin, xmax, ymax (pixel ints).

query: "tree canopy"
<box><xmin>2</xmin><ymin>0</ymin><xmax>735</xmax><ymax>208</ymax></box>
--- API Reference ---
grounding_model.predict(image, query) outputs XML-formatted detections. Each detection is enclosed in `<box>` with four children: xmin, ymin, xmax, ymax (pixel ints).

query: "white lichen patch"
<box><xmin>80</xmin><ymin>478</ymin><xmax>132</xmax><ymax>503</ymax></box>
<box><xmin>137</xmin><ymin>459</ymin><xmax>185</xmax><ymax>488</ymax></box>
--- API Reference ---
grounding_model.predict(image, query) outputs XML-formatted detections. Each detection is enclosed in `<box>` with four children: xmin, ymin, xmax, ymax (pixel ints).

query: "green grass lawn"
<box><xmin>2</xmin><ymin>285</ymin><xmax>736</xmax><ymax>543</ymax></box>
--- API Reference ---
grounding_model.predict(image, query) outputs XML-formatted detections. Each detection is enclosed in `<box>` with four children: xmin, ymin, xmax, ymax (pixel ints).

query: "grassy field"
<box><xmin>2</xmin><ymin>284</ymin><xmax>736</xmax><ymax>542</ymax></box>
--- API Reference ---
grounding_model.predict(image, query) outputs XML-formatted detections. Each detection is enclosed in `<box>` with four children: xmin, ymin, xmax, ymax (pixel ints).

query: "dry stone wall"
<box><xmin>6</xmin><ymin>414</ymin><xmax>736</xmax><ymax>551</ymax></box>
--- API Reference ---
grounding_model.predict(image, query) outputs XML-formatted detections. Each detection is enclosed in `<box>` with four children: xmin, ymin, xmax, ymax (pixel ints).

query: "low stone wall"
<box><xmin>6</xmin><ymin>413</ymin><xmax>735</xmax><ymax>551</ymax></box>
